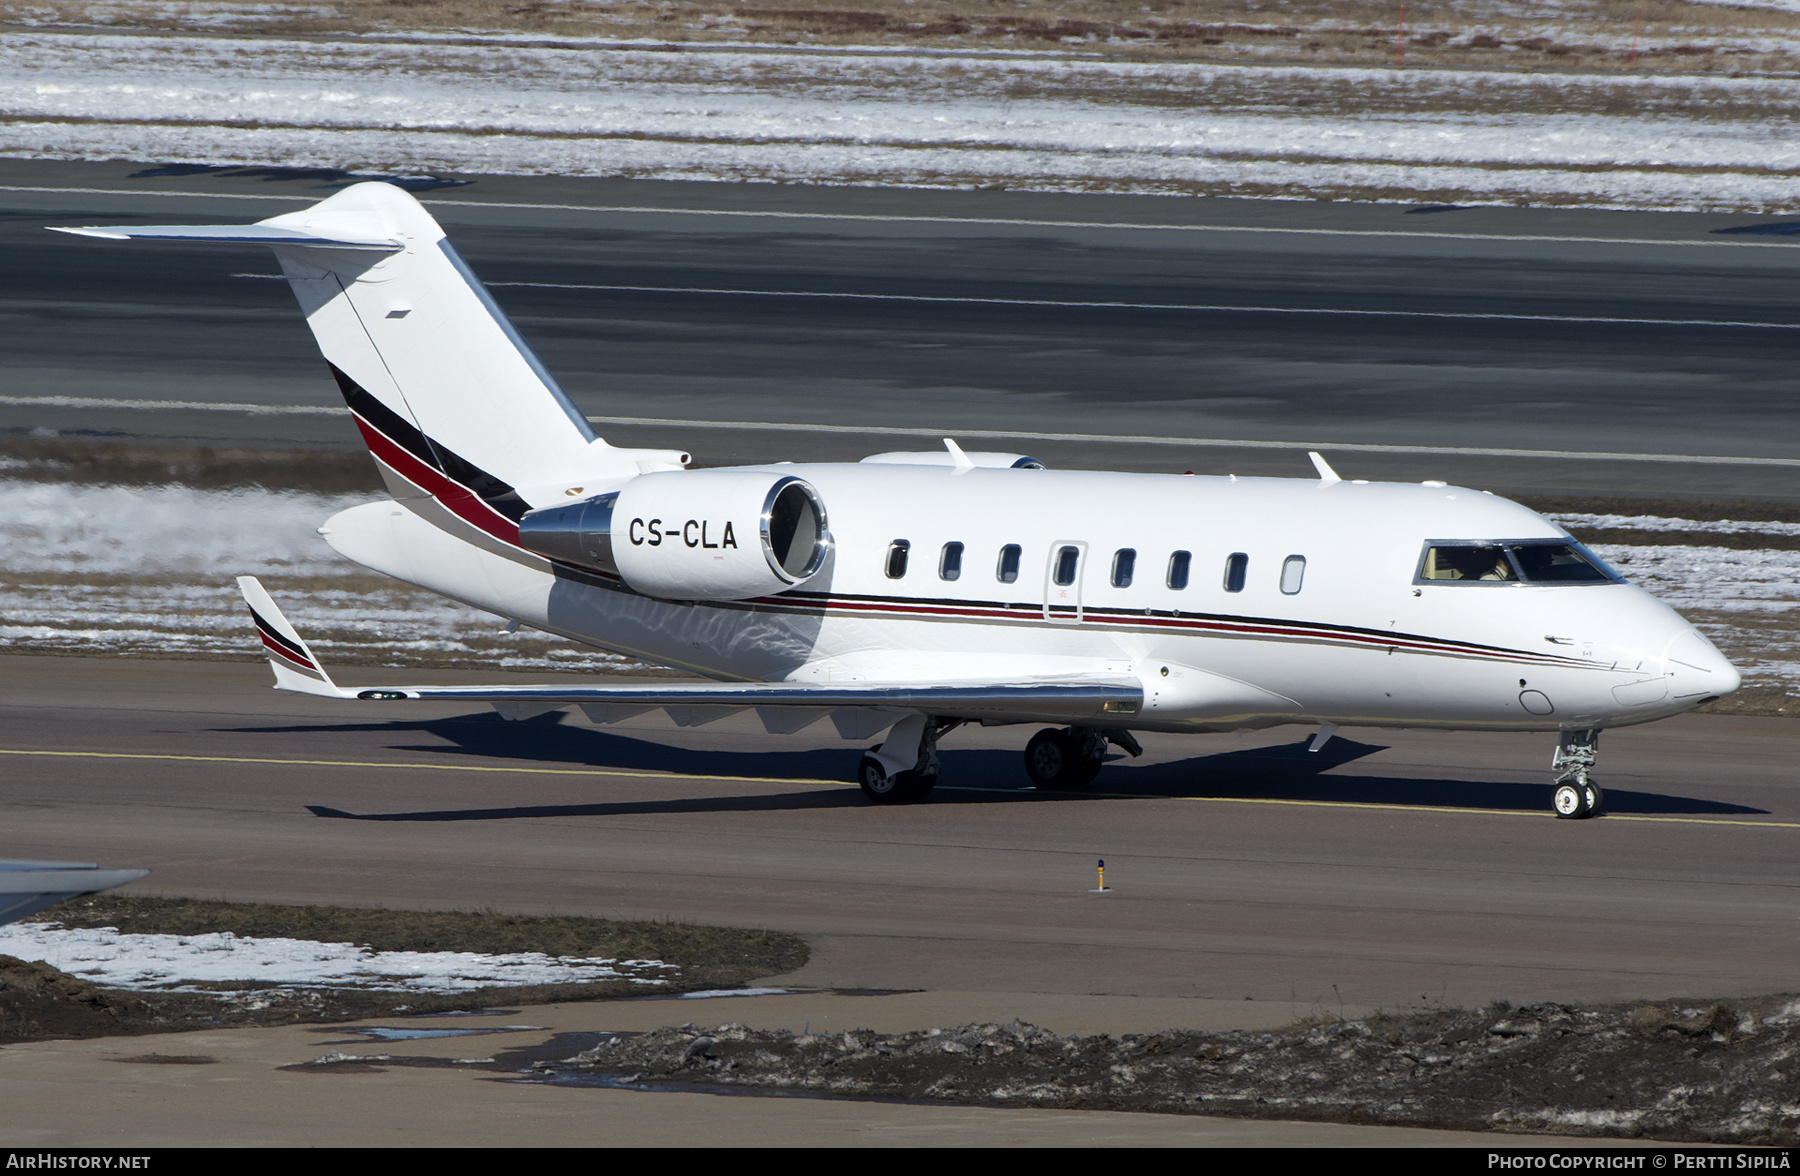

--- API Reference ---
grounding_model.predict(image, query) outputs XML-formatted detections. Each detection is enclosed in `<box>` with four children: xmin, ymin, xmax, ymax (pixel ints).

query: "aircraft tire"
<box><xmin>858</xmin><ymin>755</ymin><xmax>933</xmax><ymax>805</ymax></box>
<box><xmin>1024</xmin><ymin>728</ymin><xmax>1083</xmax><ymax>789</ymax></box>
<box><xmin>1552</xmin><ymin>782</ymin><xmax>1591</xmax><ymax>819</ymax></box>
<box><xmin>1583</xmin><ymin>782</ymin><xmax>1605</xmax><ymax>817</ymax></box>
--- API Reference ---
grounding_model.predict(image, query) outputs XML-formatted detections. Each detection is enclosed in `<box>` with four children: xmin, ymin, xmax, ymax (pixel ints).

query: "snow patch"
<box><xmin>11</xmin><ymin>29</ymin><xmax>1800</xmax><ymax>209</ymax></box>
<box><xmin>0</xmin><ymin>923</ymin><xmax>676</xmax><ymax>993</ymax></box>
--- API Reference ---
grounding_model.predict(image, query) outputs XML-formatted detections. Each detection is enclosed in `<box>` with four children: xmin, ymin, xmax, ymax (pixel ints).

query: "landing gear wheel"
<box><xmin>1553</xmin><ymin>781</ymin><xmax>1593</xmax><ymax>819</ymax></box>
<box><xmin>1023</xmin><ymin>728</ymin><xmax>1074</xmax><ymax>788</ymax></box>
<box><xmin>858</xmin><ymin>755</ymin><xmax>933</xmax><ymax>805</ymax></box>
<box><xmin>1025</xmin><ymin>728</ymin><xmax>1099</xmax><ymax>789</ymax></box>
<box><xmin>1583</xmin><ymin>782</ymin><xmax>1605</xmax><ymax>817</ymax></box>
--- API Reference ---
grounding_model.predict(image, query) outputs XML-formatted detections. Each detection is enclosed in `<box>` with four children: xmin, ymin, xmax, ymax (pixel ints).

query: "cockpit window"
<box><xmin>1420</xmin><ymin>545</ymin><xmax>1516</xmax><ymax>582</ymax></box>
<box><xmin>1510</xmin><ymin>542</ymin><xmax>1616</xmax><ymax>583</ymax></box>
<box><xmin>1417</xmin><ymin>541</ymin><xmax>1618</xmax><ymax>585</ymax></box>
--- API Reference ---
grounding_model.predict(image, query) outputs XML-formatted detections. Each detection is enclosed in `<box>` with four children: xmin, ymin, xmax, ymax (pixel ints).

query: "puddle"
<box><xmin>327</xmin><ymin>1024</ymin><xmax>545</xmax><ymax>1042</ymax></box>
<box><xmin>112</xmin><ymin>1054</ymin><xmax>219</xmax><ymax>1065</ymax></box>
<box><xmin>491</xmin><ymin>1030</ymin><xmax>636</xmax><ymax>1070</ymax></box>
<box><xmin>628</xmin><ymin>986</ymin><xmax>917</xmax><ymax>1002</ymax></box>
<box><xmin>405</xmin><ymin>1008</ymin><xmax>520</xmax><ymax>1018</ymax></box>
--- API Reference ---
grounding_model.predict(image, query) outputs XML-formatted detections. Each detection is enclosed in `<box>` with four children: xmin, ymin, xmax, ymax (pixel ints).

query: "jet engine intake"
<box><xmin>519</xmin><ymin>471</ymin><xmax>830</xmax><ymax>600</ymax></box>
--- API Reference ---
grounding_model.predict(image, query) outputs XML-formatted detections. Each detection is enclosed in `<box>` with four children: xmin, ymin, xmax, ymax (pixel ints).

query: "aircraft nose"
<box><xmin>1663</xmin><ymin>630</ymin><xmax>1741</xmax><ymax>701</ymax></box>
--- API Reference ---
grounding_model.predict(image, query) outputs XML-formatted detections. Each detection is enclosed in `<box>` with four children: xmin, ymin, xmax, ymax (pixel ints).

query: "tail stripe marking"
<box><xmin>329</xmin><ymin>364</ymin><xmax>528</xmax><ymax>545</ymax></box>
<box><xmin>246</xmin><ymin>604</ymin><xmax>319</xmax><ymax>673</ymax></box>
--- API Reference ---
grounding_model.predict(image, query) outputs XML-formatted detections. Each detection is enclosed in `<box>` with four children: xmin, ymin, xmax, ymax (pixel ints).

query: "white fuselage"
<box><xmin>321</xmin><ymin>461</ymin><xmax>1739</xmax><ymax>736</ymax></box>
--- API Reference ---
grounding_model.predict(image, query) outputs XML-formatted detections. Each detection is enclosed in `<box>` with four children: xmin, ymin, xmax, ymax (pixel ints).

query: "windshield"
<box><xmin>1417</xmin><ymin>540</ymin><xmax>1618</xmax><ymax>585</ymax></box>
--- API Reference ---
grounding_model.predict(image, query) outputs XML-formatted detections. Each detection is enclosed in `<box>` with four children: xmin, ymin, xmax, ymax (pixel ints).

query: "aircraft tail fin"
<box><xmin>236</xmin><ymin>576</ymin><xmax>351</xmax><ymax>698</ymax></box>
<box><xmin>56</xmin><ymin>185</ymin><xmax>687</xmax><ymax>552</ymax></box>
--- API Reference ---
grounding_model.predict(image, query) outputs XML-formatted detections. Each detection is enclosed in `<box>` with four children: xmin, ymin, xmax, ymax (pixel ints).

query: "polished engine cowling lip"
<box><xmin>760</xmin><ymin>475</ymin><xmax>831</xmax><ymax>585</ymax></box>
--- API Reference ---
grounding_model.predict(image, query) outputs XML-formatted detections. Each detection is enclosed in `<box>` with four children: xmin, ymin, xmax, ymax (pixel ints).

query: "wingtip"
<box><xmin>48</xmin><ymin>226</ymin><xmax>130</xmax><ymax>240</ymax></box>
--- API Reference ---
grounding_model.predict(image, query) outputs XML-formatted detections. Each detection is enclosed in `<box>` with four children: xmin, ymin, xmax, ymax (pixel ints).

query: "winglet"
<box><xmin>943</xmin><ymin>437</ymin><xmax>976</xmax><ymax>473</ymax></box>
<box><xmin>236</xmin><ymin>577</ymin><xmax>349</xmax><ymax>697</ymax></box>
<box><xmin>1307</xmin><ymin>451</ymin><xmax>1342</xmax><ymax>485</ymax></box>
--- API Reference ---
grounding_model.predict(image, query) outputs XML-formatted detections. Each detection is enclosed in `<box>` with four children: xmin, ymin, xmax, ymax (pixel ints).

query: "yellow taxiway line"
<box><xmin>2</xmin><ymin>748</ymin><xmax>1792</xmax><ymax>829</ymax></box>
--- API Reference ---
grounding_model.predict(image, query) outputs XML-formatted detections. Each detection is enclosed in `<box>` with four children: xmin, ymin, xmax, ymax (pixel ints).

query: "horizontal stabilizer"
<box><xmin>49</xmin><ymin>224</ymin><xmax>399</xmax><ymax>250</ymax></box>
<box><xmin>53</xmin><ymin>183</ymin><xmax>688</xmax><ymax>525</ymax></box>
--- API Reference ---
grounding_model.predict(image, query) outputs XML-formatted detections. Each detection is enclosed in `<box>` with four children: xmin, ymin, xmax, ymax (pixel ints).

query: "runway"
<box><xmin>6</xmin><ymin>158</ymin><xmax>1800</xmax><ymax>500</ymax></box>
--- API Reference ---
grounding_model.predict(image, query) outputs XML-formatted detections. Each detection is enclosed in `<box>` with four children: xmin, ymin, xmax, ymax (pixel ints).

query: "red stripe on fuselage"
<box><xmin>744</xmin><ymin>594</ymin><xmax>1574</xmax><ymax>669</ymax></box>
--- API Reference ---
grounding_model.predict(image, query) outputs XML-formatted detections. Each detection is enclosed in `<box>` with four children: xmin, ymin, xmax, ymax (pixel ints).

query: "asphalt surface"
<box><xmin>7</xmin><ymin>158</ymin><xmax>1800</xmax><ymax>500</ymax></box>
<box><xmin>6</xmin><ymin>655</ymin><xmax>1796</xmax><ymax>1011</ymax></box>
<box><xmin>6</xmin><ymin>652</ymin><xmax>1799</xmax><ymax>1146</ymax></box>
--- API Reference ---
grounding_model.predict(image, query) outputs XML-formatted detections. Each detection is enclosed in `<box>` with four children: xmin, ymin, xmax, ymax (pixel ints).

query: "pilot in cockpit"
<box><xmin>1477</xmin><ymin>547</ymin><xmax>1516</xmax><ymax>581</ymax></box>
<box><xmin>1423</xmin><ymin>544</ymin><xmax>1517</xmax><ymax>582</ymax></box>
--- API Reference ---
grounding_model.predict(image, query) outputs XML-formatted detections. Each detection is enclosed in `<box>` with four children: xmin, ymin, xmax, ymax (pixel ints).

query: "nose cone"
<box><xmin>1664</xmin><ymin>630</ymin><xmax>1741</xmax><ymax>703</ymax></box>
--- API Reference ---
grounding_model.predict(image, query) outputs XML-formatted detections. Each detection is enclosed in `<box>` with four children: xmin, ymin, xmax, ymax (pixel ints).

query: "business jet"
<box><xmin>55</xmin><ymin>183</ymin><xmax>1742</xmax><ymax>818</ymax></box>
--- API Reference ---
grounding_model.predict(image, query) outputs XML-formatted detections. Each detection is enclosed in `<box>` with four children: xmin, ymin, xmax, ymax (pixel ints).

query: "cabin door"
<box><xmin>1042</xmin><ymin>541</ymin><xmax>1087</xmax><ymax>623</ymax></box>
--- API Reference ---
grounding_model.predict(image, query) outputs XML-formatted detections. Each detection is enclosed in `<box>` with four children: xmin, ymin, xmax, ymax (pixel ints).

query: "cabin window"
<box><xmin>997</xmin><ymin>544</ymin><xmax>1022</xmax><ymax>583</ymax></box>
<box><xmin>1223</xmin><ymin>552</ymin><xmax>1248</xmax><ymax>593</ymax></box>
<box><xmin>1167</xmin><ymin>550</ymin><xmax>1191</xmax><ymax>590</ymax></box>
<box><xmin>939</xmin><ymin>541</ymin><xmax>963</xmax><ymax>581</ymax></box>
<box><xmin>1053</xmin><ymin>545</ymin><xmax>1080</xmax><ymax>587</ymax></box>
<box><xmin>1111</xmin><ymin>548</ymin><xmax>1136</xmax><ymax>589</ymax></box>
<box><xmin>1280</xmin><ymin>555</ymin><xmax>1306</xmax><ymax>595</ymax></box>
<box><xmin>885</xmin><ymin>540</ymin><xmax>910</xmax><ymax>579</ymax></box>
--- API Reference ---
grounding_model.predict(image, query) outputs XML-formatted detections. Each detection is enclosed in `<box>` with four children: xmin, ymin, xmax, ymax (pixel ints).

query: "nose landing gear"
<box><xmin>1550</xmin><ymin>729</ymin><xmax>1604</xmax><ymax>819</ymax></box>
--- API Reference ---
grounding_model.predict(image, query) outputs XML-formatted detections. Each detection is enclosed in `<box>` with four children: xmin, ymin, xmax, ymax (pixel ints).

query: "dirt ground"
<box><xmin>0</xmin><ymin>896</ymin><xmax>808</xmax><ymax>1045</ymax></box>
<box><xmin>528</xmin><ymin>998</ymin><xmax>1800</xmax><ymax>1143</ymax></box>
<box><xmin>9</xmin><ymin>0</ymin><xmax>1799</xmax><ymax>75</ymax></box>
<box><xmin>12</xmin><ymin>932</ymin><xmax>1798</xmax><ymax>1143</ymax></box>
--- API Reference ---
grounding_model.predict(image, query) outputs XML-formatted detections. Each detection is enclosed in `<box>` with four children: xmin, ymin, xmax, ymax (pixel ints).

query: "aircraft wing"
<box><xmin>0</xmin><ymin>861</ymin><xmax>150</xmax><ymax>926</ymax></box>
<box><xmin>237</xmin><ymin>577</ymin><xmax>1142</xmax><ymax>726</ymax></box>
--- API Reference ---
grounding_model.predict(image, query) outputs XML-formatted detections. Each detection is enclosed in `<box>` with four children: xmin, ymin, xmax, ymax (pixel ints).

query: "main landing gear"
<box><xmin>1022</xmin><ymin>726</ymin><xmax>1142</xmax><ymax>789</ymax></box>
<box><xmin>858</xmin><ymin>714</ymin><xmax>962</xmax><ymax>805</ymax></box>
<box><xmin>855</xmin><ymin>718</ymin><xmax>1147</xmax><ymax>803</ymax></box>
<box><xmin>1550</xmin><ymin>728</ymin><xmax>1605</xmax><ymax>819</ymax></box>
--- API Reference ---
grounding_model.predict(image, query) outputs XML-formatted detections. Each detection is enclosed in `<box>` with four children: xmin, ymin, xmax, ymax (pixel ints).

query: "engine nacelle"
<box><xmin>518</xmin><ymin>470</ymin><xmax>830</xmax><ymax>601</ymax></box>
